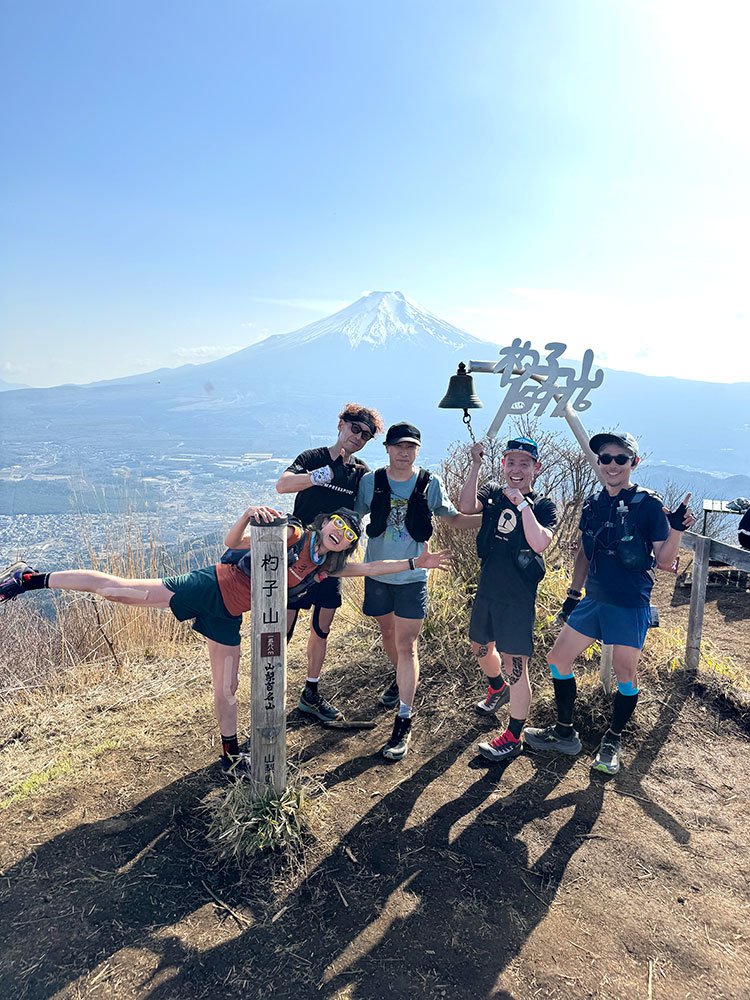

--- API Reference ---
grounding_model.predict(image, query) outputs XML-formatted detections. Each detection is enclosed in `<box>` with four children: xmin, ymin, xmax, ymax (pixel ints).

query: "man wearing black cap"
<box><xmin>524</xmin><ymin>430</ymin><xmax>694</xmax><ymax>774</ymax></box>
<box><xmin>276</xmin><ymin>402</ymin><xmax>384</xmax><ymax>722</ymax></box>
<box><xmin>356</xmin><ymin>422</ymin><xmax>479</xmax><ymax>760</ymax></box>
<box><xmin>458</xmin><ymin>436</ymin><xmax>558</xmax><ymax>763</ymax></box>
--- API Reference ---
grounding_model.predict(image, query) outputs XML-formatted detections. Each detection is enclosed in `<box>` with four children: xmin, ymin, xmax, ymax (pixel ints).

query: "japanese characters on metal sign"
<box><xmin>468</xmin><ymin>339</ymin><xmax>605</xmax><ymax>443</ymax></box>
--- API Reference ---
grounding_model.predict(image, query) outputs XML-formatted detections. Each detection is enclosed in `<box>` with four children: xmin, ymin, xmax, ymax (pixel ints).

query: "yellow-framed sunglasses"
<box><xmin>329</xmin><ymin>514</ymin><xmax>359</xmax><ymax>543</ymax></box>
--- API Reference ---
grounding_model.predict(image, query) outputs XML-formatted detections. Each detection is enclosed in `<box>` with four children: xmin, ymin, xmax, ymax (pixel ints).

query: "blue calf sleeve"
<box><xmin>617</xmin><ymin>679</ymin><xmax>639</xmax><ymax>697</ymax></box>
<box><xmin>549</xmin><ymin>663</ymin><xmax>575</xmax><ymax>681</ymax></box>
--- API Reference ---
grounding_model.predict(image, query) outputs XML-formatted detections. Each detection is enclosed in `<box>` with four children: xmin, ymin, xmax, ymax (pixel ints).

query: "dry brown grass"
<box><xmin>0</xmin><ymin>526</ymin><xmax>212</xmax><ymax>706</ymax></box>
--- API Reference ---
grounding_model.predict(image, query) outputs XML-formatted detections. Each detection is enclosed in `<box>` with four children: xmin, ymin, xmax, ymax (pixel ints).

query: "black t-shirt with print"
<box><xmin>476</xmin><ymin>483</ymin><xmax>558</xmax><ymax>603</ymax></box>
<box><xmin>286</xmin><ymin>448</ymin><xmax>369</xmax><ymax>525</ymax></box>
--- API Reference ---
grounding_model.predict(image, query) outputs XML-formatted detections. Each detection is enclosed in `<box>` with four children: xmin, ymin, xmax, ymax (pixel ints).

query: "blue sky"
<box><xmin>2</xmin><ymin>0</ymin><xmax>748</xmax><ymax>386</ymax></box>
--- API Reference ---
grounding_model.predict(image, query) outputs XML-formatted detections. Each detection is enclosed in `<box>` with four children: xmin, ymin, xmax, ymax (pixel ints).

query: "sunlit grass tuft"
<box><xmin>206</xmin><ymin>770</ymin><xmax>322</xmax><ymax>869</ymax></box>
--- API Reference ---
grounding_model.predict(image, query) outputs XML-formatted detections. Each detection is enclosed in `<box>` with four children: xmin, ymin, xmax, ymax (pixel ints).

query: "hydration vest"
<box><xmin>219</xmin><ymin>518</ymin><xmax>324</xmax><ymax>600</ymax></box>
<box><xmin>366</xmin><ymin>467</ymin><xmax>433</xmax><ymax>542</ymax></box>
<box><xmin>581</xmin><ymin>487</ymin><xmax>659</xmax><ymax>572</ymax></box>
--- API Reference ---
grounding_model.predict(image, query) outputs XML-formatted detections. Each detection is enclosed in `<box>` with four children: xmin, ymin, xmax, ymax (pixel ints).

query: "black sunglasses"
<box><xmin>598</xmin><ymin>453</ymin><xmax>634</xmax><ymax>466</ymax></box>
<box><xmin>347</xmin><ymin>421</ymin><xmax>373</xmax><ymax>441</ymax></box>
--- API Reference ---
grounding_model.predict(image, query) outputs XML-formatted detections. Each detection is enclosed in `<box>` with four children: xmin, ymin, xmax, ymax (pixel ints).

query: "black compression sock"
<box><xmin>221</xmin><ymin>734</ymin><xmax>239</xmax><ymax>759</ymax></box>
<box><xmin>552</xmin><ymin>675</ymin><xmax>577</xmax><ymax>727</ymax></box>
<box><xmin>304</xmin><ymin>679</ymin><xmax>320</xmax><ymax>702</ymax></box>
<box><xmin>611</xmin><ymin>691</ymin><xmax>639</xmax><ymax>733</ymax></box>
<box><xmin>21</xmin><ymin>573</ymin><xmax>50</xmax><ymax>591</ymax></box>
<box><xmin>488</xmin><ymin>674</ymin><xmax>507</xmax><ymax>692</ymax></box>
<box><xmin>508</xmin><ymin>717</ymin><xmax>525</xmax><ymax>740</ymax></box>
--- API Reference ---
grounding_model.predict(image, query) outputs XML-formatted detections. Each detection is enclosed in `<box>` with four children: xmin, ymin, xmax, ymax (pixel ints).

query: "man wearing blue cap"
<box><xmin>524</xmin><ymin>430</ymin><xmax>694</xmax><ymax>774</ymax></box>
<box><xmin>458</xmin><ymin>436</ymin><xmax>558</xmax><ymax>762</ymax></box>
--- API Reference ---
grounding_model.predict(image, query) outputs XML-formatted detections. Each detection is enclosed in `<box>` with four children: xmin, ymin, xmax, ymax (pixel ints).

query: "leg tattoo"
<box><xmin>508</xmin><ymin>656</ymin><xmax>524</xmax><ymax>685</ymax></box>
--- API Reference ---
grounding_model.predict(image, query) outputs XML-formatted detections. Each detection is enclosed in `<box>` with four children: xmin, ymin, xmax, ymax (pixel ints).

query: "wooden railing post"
<box><xmin>249</xmin><ymin>514</ymin><xmax>288</xmax><ymax>799</ymax></box>
<box><xmin>685</xmin><ymin>534</ymin><xmax>711</xmax><ymax>674</ymax></box>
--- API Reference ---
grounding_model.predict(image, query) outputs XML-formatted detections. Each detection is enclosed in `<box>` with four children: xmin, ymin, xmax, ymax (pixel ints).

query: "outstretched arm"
<box><xmin>224</xmin><ymin>505</ymin><xmax>285</xmax><ymax>549</ymax></box>
<box><xmin>334</xmin><ymin>546</ymin><xmax>453</xmax><ymax>578</ymax></box>
<box><xmin>443</xmin><ymin>512</ymin><xmax>483</xmax><ymax>530</ymax></box>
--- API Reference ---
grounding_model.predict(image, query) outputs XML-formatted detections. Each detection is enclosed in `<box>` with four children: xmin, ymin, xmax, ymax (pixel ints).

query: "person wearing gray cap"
<box><xmin>524</xmin><ymin>430</ymin><xmax>695</xmax><ymax>774</ymax></box>
<box><xmin>355</xmin><ymin>422</ymin><xmax>479</xmax><ymax>761</ymax></box>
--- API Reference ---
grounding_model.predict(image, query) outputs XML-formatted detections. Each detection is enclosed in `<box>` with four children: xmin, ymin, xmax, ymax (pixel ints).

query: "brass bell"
<box><xmin>438</xmin><ymin>363</ymin><xmax>483</xmax><ymax>410</ymax></box>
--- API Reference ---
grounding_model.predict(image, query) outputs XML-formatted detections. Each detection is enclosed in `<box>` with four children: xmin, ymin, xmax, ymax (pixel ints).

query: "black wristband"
<box><xmin>408</xmin><ymin>557</ymin><xmax>416</xmax><ymax>571</ymax></box>
<box><xmin>567</xmin><ymin>588</ymin><xmax>582</xmax><ymax>598</ymax></box>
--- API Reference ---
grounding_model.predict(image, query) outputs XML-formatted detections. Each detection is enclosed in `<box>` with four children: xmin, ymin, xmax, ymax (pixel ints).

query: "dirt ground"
<box><xmin>1</xmin><ymin>565</ymin><xmax>749</xmax><ymax>1000</ymax></box>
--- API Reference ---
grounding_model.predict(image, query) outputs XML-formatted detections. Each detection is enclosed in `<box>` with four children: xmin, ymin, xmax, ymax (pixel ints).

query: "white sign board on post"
<box><xmin>249</xmin><ymin>514</ymin><xmax>288</xmax><ymax>799</ymax></box>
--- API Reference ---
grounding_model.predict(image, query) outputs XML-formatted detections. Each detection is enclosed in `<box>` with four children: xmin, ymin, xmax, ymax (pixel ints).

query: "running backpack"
<box><xmin>366</xmin><ymin>467</ymin><xmax>433</xmax><ymax>542</ymax></box>
<box><xmin>581</xmin><ymin>487</ymin><xmax>660</xmax><ymax>572</ymax></box>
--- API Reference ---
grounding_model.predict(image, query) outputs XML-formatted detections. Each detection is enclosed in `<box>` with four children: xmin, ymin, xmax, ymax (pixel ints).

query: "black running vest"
<box><xmin>366</xmin><ymin>468</ymin><xmax>433</xmax><ymax>542</ymax></box>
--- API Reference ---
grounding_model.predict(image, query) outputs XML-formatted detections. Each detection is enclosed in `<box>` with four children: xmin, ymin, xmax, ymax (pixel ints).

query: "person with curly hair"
<box><xmin>275</xmin><ymin>402</ymin><xmax>384</xmax><ymax>723</ymax></box>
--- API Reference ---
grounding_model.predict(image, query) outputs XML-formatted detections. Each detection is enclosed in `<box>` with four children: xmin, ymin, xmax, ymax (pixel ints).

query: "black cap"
<box><xmin>332</xmin><ymin>507</ymin><xmax>362</xmax><ymax>537</ymax></box>
<box><xmin>385</xmin><ymin>422</ymin><xmax>421</xmax><ymax>446</ymax></box>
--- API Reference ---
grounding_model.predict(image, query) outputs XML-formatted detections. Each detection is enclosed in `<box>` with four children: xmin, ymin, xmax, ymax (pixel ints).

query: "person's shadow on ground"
<box><xmin>0</xmin><ymin>678</ymin><xmax>691</xmax><ymax>1000</ymax></box>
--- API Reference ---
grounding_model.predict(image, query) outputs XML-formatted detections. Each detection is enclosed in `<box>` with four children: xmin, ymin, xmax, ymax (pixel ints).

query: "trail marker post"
<box><xmin>249</xmin><ymin>514</ymin><xmax>288</xmax><ymax>799</ymax></box>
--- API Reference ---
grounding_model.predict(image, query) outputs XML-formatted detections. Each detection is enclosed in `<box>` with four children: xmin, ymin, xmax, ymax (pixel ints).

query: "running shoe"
<box><xmin>476</xmin><ymin>728</ymin><xmax>523</xmax><ymax>762</ymax></box>
<box><xmin>382</xmin><ymin>716</ymin><xmax>412</xmax><ymax>761</ymax></box>
<box><xmin>221</xmin><ymin>752</ymin><xmax>253</xmax><ymax>780</ymax></box>
<box><xmin>523</xmin><ymin>724</ymin><xmax>582</xmax><ymax>755</ymax></box>
<box><xmin>592</xmin><ymin>734</ymin><xmax>622</xmax><ymax>775</ymax></box>
<box><xmin>0</xmin><ymin>562</ymin><xmax>37</xmax><ymax>603</ymax></box>
<box><xmin>378</xmin><ymin>679</ymin><xmax>400</xmax><ymax>709</ymax></box>
<box><xmin>475</xmin><ymin>683</ymin><xmax>510</xmax><ymax>716</ymax></box>
<box><xmin>298</xmin><ymin>690</ymin><xmax>343</xmax><ymax>723</ymax></box>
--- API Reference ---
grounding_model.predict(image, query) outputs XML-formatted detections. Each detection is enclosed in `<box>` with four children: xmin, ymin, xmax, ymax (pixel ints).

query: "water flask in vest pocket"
<box><xmin>616</xmin><ymin>534</ymin><xmax>653</xmax><ymax>572</ymax></box>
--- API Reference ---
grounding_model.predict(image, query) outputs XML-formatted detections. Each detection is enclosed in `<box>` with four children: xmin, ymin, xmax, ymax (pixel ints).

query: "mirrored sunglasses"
<box><xmin>347</xmin><ymin>421</ymin><xmax>373</xmax><ymax>441</ymax></box>
<box><xmin>329</xmin><ymin>514</ymin><xmax>359</xmax><ymax>542</ymax></box>
<box><xmin>598</xmin><ymin>453</ymin><xmax>633</xmax><ymax>466</ymax></box>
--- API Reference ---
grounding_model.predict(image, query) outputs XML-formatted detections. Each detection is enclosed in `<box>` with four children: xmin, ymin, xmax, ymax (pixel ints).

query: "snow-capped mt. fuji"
<box><xmin>5</xmin><ymin>291</ymin><xmax>490</xmax><ymax>461</ymax></box>
<box><xmin>249</xmin><ymin>291</ymin><xmax>478</xmax><ymax>353</ymax></box>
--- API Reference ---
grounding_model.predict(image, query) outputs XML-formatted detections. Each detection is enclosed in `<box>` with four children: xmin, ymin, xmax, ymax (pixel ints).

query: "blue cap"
<box><xmin>504</xmin><ymin>436</ymin><xmax>539</xmax><ymax>460</ymax></box>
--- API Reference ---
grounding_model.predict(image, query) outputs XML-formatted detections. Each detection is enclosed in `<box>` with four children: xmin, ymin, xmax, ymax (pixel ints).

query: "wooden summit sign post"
<box><xmin>249</xmin><ymin>514</ymin><xmax>288</xmax><ymax>799</ymax></box>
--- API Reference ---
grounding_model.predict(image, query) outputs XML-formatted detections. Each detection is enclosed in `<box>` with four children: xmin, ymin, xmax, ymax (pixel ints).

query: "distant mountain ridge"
<box><xmin>2</xmin><ymin>291</ymin><xmax>748</xmax><ymax>482</ymax></box>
